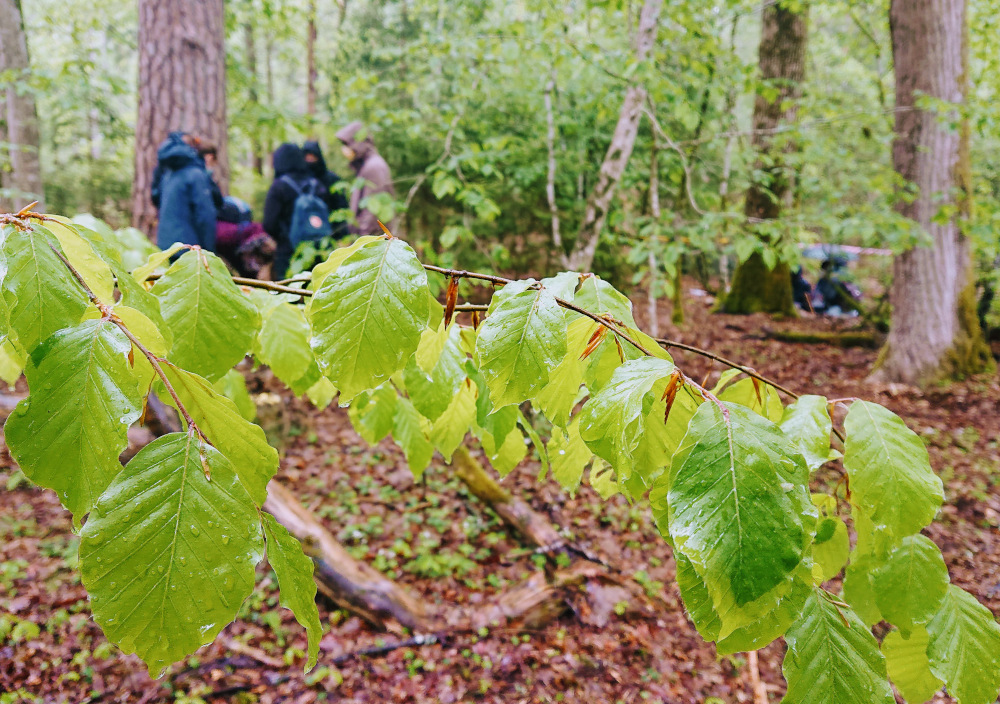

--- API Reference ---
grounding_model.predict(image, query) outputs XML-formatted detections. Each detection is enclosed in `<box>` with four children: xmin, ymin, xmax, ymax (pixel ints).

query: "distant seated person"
<box><xmin>215</xmin><ymin>196</ymin><xmax>275</xmax><ymax>279</ymax></box>
<box><xmin>814</xmin><ymin>258</ymin><xmax>861</xmax><ymax>316</ymax></box>
<box><xmin>150</xmin><ymin>131</ymin><xmax>217</xmax><ymax>252</ymax></box>
<box><xmin>791</xmin><ymin>267</ymin><xmax>813</xmax><ymax>312</ymax></box>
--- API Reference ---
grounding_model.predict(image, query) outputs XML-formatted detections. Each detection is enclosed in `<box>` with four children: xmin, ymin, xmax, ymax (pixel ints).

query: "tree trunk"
<box><xmin>875</xmin><ymin>0</ymin><xmax>992</xmax><ymax>384</ymax></box>
<box><xmin>722</xmin><ymin>3</ymin><xmax>808</xmax><ymax>315</ymax></box>
<box><xmin>306</xmin><ymin>0</ymin><xmax>318</xmax><ymax>119</ymax></box>
<box><xmin>244</xmin><ymin>13</ymin><xmax>264</xmax><ymax>176</ymax></box>
<box><xmin>0</xmin><ymin>0</ymin><xmax>43</xmax><ymax>212</ymax></box>
<box><xmin>566</xmin><ymin>0</ymin><xmax>663</xmax><ymax>271</ymax></box>
<box><xmin>132</xmin><ymin>0</ymin><xmax>229</xmax><ymax>235</ymax></box>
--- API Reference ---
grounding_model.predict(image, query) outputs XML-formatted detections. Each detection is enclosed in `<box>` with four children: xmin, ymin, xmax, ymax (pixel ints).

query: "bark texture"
<box><xmin>566</xmin><ymin>0</ymin><xmax>663</xmax><ymax>271</ymax></box>
<box><xmin>0</xmin><ymin>0</ymin><xmax>43</xmax><ymax>212</ymax></box>
<box><xmin>877</xmin><ymin>0</ymin><xmax>992</xmax><ymax>384</ymax></box>
<box><xmin>132</xmin><ymin>0</ymin><xmax>228</xmax><ymax>234</ymax></box>
<box><xmin>722</xmin><ymin>3</ymin><xmax>808</xmax><ymax>315</ymax></box>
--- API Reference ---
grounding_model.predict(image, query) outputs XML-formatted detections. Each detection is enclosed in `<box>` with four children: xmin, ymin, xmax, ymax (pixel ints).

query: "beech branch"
<box><xmin>46</xmin><ymin>244</ymin><xmax>207</xmax><ymax>448</ymax></box>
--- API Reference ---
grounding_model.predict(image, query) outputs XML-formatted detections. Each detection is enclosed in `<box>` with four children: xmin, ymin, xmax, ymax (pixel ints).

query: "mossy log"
<box><xmin>762</xmin><ymin>327</ymin><xmax>879</xmax><ymax>348</ymax></box>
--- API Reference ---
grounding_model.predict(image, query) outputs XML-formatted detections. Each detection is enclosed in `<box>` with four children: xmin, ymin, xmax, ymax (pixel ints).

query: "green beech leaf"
<box><xmin>672</xmin><ymin>551</ymin><xmax>722</xmax><ymax>640</ymax></box>
<box><xmin>588</xmin><ymin>459</ymin><xmax>619</xmax><ymax>499</ymax></box>
<box><xmin>882</xmin><ymin>627</ymin><xmax>942</xmax><ymax>704</ymax></box>
<box><xmin>308</xmin><ymin>235</ymin><xmax>381</xmax><ymax>293</ymax></box>
<box><xmin>404</xmin><ymin>324</ymin><xmax>466</xmax><ymax>421</ymax></box>
<box><xmin>213</xmin><ymin>369</ymin><xmax>257</xmax><ymax>422</ymax></box>
<box><xmin>872</xmin><ymin>535</ymin><xmax>949</xmax><ymax>635</ymax></box>
<box><xmin>414</xmin><ymin>322</ymin><xmax>449</xmax><ymax>373</ymax></box>
<box><xmin>113</xmin><ymin>263</ymin><xmax>173</xmax><ymax>351</ymax></box>
<box><xmin>79</xmin><ymin>434</ymin><xmax>263</xmax><ymax>676</ymax></box>
<box><xmin>348</xmin><ymin>384</ymin><xmax>398</xmax><ymax>445</ymax></box>
<box><xmin>430</xmin><ymin>380</ymin><xmax>477</xmax><ymax>462</ymax></box>
<box><xmin>479</xmin><ymin>418</ymin><xmax>527</xmax><ymax>477</ymax></box>
<box><xmin>782</xmin><ymin>589</ymin><xmax>894</xmax><ymax>704</ymax></box>
<box><xmin>662</xmin><ymin>402</ymin><xmax>815</xmax><ymax>635</ymax></box>
<box><xmin>1</xmin><ymin>223</ymin><xmax>89</xmax><ymax>354</ymax></box>
<box><xmin>305</xmin><ymin>377</ymin><xmax>337</xmax><ymax>409</ymax></box>
<box><xmin>261</xmin><ymin>513</ymin><xmax>322</xmax><ymax>671</ymax></box>
<box><xmin>844</xmin><ymin>401</ymin><xmax>943</xmax><ymax>545</ymax></box>
<box><xmin>842</xmin><ymin>554</ymin><xmax>882</xmax><ymax>628</ymax></box>
<box><xmin>780</xmin><ymin>395</ymin><xmax>834</xmax><ymax>470</ymax></box>
<box><xmin>716</xmin><ymin>567</ymin><xmax>812</xmax><ymax>654</ymax></box>
<box><xmin>536</xmin><ymin>316</ymin><xmax>591</xmax><ymax>427</ymax></box>
<box><xmin>578</xmin><ymin>357</ymin><xmax>674</xmax><ymax>482</ymax></box>
<box><xmin>42</xmin><ymin>221</ymin><xmax>115</xmax><ymax>303</ymax></box>
<box><xmin>476</xmin><ymin>279</ymin><xmax>566</xmax><ymax>408</ymax></box>
<box><xmin>5</xmin><ymin>319</ymin><xmax>143</xmax><ymax>524</ymax></box>
<box><xmin>151</xmin><ymin>250</ymin><xmax>260</xmax><ymax>381</ymax></box>
<box><xmin>515</xmin><ymin>409</ymin><xmax>548</xmax><ymax>478</ymax></box>
<box><xmin>672</xmin><ymin>549</ymin><xmax>811</xmax><ymax>654</ymax></box>
<box><xmin>926</xmin><ymin>585</ymin><xmax>1000</xmax><ymax>704</ymax></box>
<box><xmin>540</xmin><ymin>271</ymin><xmax>580</xmax><ymax>300</ymax></box>
<box><xmin>132</xmin><ymin>243</ymin><xmax>186</xmax><ymax>283</ymax></box>
<box><xmin>162</xmin><ymin>364</ymin><xmax>278</xmax><ymax>505</ymax></box>
<box><xmin>0</xmin><ymin>339</ymin><xmax>23</xmax><ymax>387</ymax></box>
<box><xmin>547</xmin><ymin>417</ymin><xmax>592</xmax><ymax>492</ymax></box>
<box><xmin>718</xmin><ymin>377</ymin><xmax>783</xmax><ymax>422</ymax></box>
<box><xmin>255</xmin><ymin>301</ymin><xmax>321</xmax><ymax>395</ymax></box>
<box><xmin>572</xmin><ymin>276</ymin><xmax>636</xmax><ymax>326</ymax></box>
<box><xmin>308</xmin><ymin>237</ymin><xmax>429</xmax><ymax>401</ymax></box>
<box><xmin>392</xmin><ymin>396</ymin><xmax>435</xmax><ymax>477</ymax></box>
<box><xmin>811</xmin><ymin>517</ymin><xmax>850</xmax><ymax>583</ymax></box>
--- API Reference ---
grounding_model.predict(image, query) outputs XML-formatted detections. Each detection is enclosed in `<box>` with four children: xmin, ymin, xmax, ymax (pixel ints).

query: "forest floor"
<box><xmin>1</xmin><ymin>286</ymin><xmax>998</xmax><ymax>704</ymax></box>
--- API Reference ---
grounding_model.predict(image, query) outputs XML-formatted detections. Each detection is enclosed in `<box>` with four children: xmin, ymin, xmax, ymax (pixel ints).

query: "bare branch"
<box><xmin>544</xmin><ymin>68</ymin><xmax>562</xmax><ymax>250</ymax></box>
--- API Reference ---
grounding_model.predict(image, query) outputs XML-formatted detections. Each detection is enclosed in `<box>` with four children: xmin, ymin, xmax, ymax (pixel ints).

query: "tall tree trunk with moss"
<box><xmin>0</xmin><ymin>0</ymin><xmax>43</xmax><ymax>212</ymax></box>
<box><xmin>131</xmin><ymin>0</ymin><xmax>228</xmax><ymax>234</ymax></box>
<box><xmin>874</xmin><ymin>0</ymin><xmax>992</xmax><ymax>384</ymax></box>
<box><xmin>722</xmin><ymin>2</ymin><xmax>807</xmax><ymax>315</ymax></box>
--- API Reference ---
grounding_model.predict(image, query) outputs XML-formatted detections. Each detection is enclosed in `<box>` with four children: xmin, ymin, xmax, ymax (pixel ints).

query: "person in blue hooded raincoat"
<box><xmin>150</xmin><ymin>132</ymin><xmax>218</xmax><ymax>251</ymax></box>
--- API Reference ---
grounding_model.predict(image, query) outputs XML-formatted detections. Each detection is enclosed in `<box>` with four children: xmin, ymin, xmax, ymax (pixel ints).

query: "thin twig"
<box><xmin>655</xmin><ymin>337</ymin><xmax>799</xmax><ymax>400</ymax></box>
<box><xmin>142</xmin><ymin>272</ymin><xmax>310</xmax><ymax>297</ymax></box>
<box><xmin>47</xmin><ymin>244</ymin><xmax>205</xmax><ymax>442</ymax></box>
<box><xmin>331</xmin><ymin>633</ymin><xmax>439</xmax><ymax>665</ymax></box>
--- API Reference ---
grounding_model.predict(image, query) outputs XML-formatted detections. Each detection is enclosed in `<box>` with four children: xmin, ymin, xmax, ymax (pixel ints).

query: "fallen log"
<box><xmin>263</xmin><ymin>480</ymin><xmax>436</xmax><ymax>632</ymax></box>
<box><xmin>452</xmin><ymin>445</ymin><xmax>563</xmax><ymax>551</ymax></box>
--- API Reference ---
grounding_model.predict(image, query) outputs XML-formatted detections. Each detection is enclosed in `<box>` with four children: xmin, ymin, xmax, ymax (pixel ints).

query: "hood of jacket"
<box><xmin>335</xmin><ymin>121</ymin><xmax>376</xmax><ymax>165</ymax></box>
<box><xmin>302</xmin><ymin>140</ymin><xmax>330</xmax><ymax>180</ymax></box>
<box><xmin>272</xmin><ymin>142</ymin><xmax>308</xmax><ymax>178</ymax></box>
<box><xmin>156</xmin><ymin>132</ymin><xmax>201</xmax><ymax>170</ymax></box>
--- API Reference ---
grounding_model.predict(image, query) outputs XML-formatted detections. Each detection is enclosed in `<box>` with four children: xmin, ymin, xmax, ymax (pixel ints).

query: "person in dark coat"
<box><xmin>262</xmin><ymin>143</ymin><xmax>340</xmax><ymax>280</ymax></box>
<box><xmin>302</xmin><ymin>140</ymin><xmax>349</xmax><ymax>240</ymax></box>
<box><xmin>151</xmin><ymin>132</ymin><xmax>218</xmax><ymax>251</ymax></box>
<box><xmin>335</xmin><ymin>122</ymin><xmax>395</xmax><ymax>235</ymax></box>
